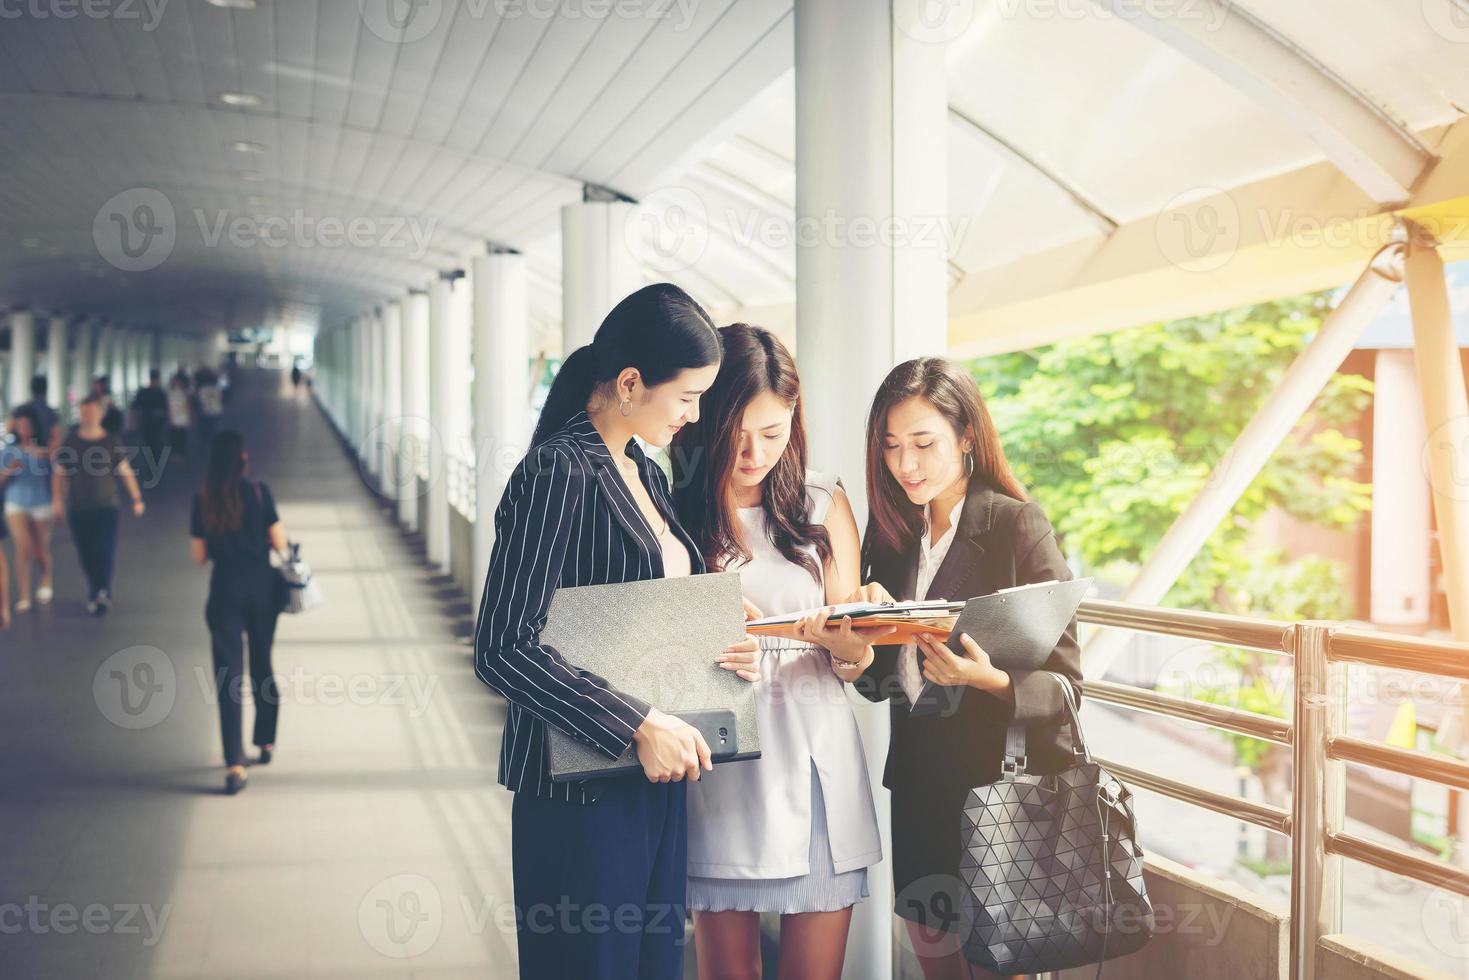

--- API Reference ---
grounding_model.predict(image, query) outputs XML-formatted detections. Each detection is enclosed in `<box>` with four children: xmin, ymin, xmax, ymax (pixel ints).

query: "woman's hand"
<box><xmin>741</xmin><ymin>597</ymin><xmax>764</xmax><ymax>622</ymax></box>
<box><xmin>917</xmin><ymin>632</ymin><xmax>1012</xmax><ymax>696</ymax></box>
<box><xmin>719</xmin><ymin>636</ymin><xmax>761</xmax><ymax>683</ymax></box>
<box><xmin>845</xmin><ymin>582</ymin><xmax>895</xmax><ymax>605</ymax></box>
<box><xmin>794</xmin><ymin>607</ymin><xmax>896</xmax><ymax>679</ymax></box>
<box><xmin>633</xmin><ymin>708</ymin><xmax>712</xmax><ymax>783</ymax></box>
<box><xmin>131</xmin><ymin>498</ymin><xmax>146</xmax><ymax>518</ymax></box>
<box><xmin>51</xmin><ymin>500</ymin><xmax>65</xmax><ymax>523</ymax></box>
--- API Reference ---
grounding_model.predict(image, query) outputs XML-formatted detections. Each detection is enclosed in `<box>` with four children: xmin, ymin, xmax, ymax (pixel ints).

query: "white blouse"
<box><xmin>896</xmin><ymin>495</ymin><xmax>966</xmax><ymax>705</ymax></box>
<box><xmin>686</xmin><ymin>471</ymin><xmax>884</xmax><ymax>879</ymax></box>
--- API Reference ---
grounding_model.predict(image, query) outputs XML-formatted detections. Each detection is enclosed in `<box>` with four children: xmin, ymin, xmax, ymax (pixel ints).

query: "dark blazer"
<box><xmin>854</xmin><ymin>479</ymin><xmax>1083</xmax><ymax>799</ymax></box>
<box><xmin>473</xmin><ymin>411</ymin><xmax>705</xmax><ymax>804</ymax></box>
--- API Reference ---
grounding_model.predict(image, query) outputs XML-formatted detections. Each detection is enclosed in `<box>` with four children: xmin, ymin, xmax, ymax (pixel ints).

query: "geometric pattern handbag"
<box><xmin>959</xmin><ymin>676</ymin><xmax>1153</xmax><ymax>974</ymax></box>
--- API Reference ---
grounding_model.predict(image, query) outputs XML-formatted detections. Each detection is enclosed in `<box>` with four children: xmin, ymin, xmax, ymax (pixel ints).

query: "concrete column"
<box><xmin>1370</xmin><ymin>349</ymin><xmax>1431</xmax><ymax>625</ymax></box>
<box><xmin>560</xmin><ymin>198</ymin><xmax>641</xmax><ymax>353</ymax></box>
<box><xmin>45</xmin><ymin>315</ymin><xmax>67</xmax><ymax>419</ymax></box>
<box><xmin>7</xmin><ymin>310</ymin><xmax>35</xmax><ymax>413</ymax></box>
<box><xmin>364</xmin><ymin>309</ymin><xmax>384</xmax><ymax>480</ymax></box>
<box><xmin>401</xmin><ymin>290</ymin><xmax>431</xmax><ymax>533</ymax></box>
<box><xmin>353</xmin><ymin>316</ymin><xmax>368</xmax><ymax>450</ymax></box>
<box><xmin>112</xmin><ymin>327</ymin><xmax>130</xmax><ymax>405</ymax></box>
<box><xmin>92</xmin><ymin>324</ymin><xmax>111</xmax><ymax>387</ymax></box>
<box><xmin>448</xmin><ymin>271</ymin><xmax>474</xmax><ymax>456</ymax></box>
<box><xmin>472</xmin><ymin>250</ymin><xmax>530</xmax><ymax>602</ymax></box>
<box><xmin>795</xmin><ymin>4</ymin><xmax>952</xmax><ymax>975</ymax></box>
<box><xmin>381</xmin><ymin>302</ymin><xmax>404</xmax><ymax>502</ymax></box>
<box><xmin>71</xmin><ymin>319</ymin><xmax>94</xmax><ymax>422</ymax></box>
<box><xmin>1404</xmin><ymin>228</ymin><xmax>1469</xmax><ymax>639</ymax></box>
<box><xmin>426</xmin><ymin>276</ymin><xmax>454</xmax><ymax>570</ymax></box>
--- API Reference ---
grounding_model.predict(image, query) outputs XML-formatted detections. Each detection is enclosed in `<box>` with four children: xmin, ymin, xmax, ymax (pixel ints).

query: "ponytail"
<box><xmin>529</xmin><ymin>283</ymin><xmax>721</xmax><ymax>447</ymax></box>
<box><xmin>533</xmin><ymin>345</ymin><xmax>600</xmax><ymax>446</ymax></box>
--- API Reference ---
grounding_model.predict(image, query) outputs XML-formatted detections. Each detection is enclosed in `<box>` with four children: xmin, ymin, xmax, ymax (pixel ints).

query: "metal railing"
<box><xmin>1076</xmin><ymin>598</ymin><xmax>1469</xmax><ymax>980</ymax></box>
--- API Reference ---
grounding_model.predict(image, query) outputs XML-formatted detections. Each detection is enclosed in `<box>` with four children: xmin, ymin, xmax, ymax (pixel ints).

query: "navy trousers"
<box><xmin>510</xmin><ymin>777</ymin><xmax>688</xmax><ymax>979</ymax></box>
<box><xmin>204</xmin><ymin>566</ymin><xmax>281</xmax><ymax>767</ymax></box>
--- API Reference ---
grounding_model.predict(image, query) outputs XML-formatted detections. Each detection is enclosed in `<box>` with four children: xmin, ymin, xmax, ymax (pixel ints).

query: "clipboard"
<box><xmin>539</xmin><ymin>571</ymin><xmax>760</xmax><ymax>782</ymax></box>
<box><xmin>909</xmin><ymin>577</ymin><xmax>1091</xmax><ymax>714</ymax></box>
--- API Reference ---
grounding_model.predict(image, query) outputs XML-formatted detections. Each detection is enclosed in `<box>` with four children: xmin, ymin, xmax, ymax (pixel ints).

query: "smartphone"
<box><xmin>678</xmin><ymin>709</ymin><xmax>739</xmax><ymax>761</ymax></box>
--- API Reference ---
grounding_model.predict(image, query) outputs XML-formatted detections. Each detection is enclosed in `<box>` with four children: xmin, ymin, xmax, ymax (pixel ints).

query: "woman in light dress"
<box><xmin>672</xmin><ymin>324</ymin><xmax>891</xmax><ymax>980</ymax></box>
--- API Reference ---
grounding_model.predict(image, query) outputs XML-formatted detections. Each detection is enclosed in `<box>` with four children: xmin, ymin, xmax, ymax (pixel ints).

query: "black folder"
<box><xmin>539</xmin><ymin>572</ymin><xmax>760</xmax><ymax>782</ymax></box>
<box><xmin>909</xmin><ymin>577</ymin><xmax>1092</xmax><ymax>714</ymax></box>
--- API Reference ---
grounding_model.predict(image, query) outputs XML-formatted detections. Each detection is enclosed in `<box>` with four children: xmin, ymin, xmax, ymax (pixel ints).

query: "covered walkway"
<box><xmin>0</xmin><ymin>370</ymin><xmax>528</xmax><ymax>978</ymax></box>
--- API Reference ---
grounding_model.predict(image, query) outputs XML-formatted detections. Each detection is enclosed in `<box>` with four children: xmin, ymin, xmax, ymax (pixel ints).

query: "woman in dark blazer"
<box><xmin>825</xmin><ymin>357</ymin><xmax>1082</xmax><ymax>980</ymax></box>
<box><xmin>473</xmin><ymin>283</ymin><xmax>760</xmax><ymax>980</ymax></box>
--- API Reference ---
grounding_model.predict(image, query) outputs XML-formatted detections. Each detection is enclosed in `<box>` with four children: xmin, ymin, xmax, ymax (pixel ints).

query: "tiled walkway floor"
<box><xmin>0</xmin><ymin>370</ymin><xmax>522</xmax><ymax>978</ymax></box>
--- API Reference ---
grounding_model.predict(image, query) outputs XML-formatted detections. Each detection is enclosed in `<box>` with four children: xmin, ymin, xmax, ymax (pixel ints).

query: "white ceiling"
<box><xmin>1</xmin><ymin>0</ymin><xmax>1466</xmax><ymax>346</ymax></box>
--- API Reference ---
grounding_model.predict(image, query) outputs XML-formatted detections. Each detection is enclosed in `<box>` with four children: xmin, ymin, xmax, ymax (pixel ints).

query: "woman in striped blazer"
<box><xmin>474</xmin><ymin>283</ymin><xmax>761</xmax><ymax>980</ymax></box>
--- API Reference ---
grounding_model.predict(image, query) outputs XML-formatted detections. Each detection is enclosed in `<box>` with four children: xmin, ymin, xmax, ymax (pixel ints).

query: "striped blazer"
<box><xmin>473</xmin><ymin>411</ymin><xmax>706</xmax><ymax>804</ymax></box>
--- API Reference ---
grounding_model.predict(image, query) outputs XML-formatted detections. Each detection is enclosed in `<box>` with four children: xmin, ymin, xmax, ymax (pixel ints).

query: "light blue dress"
<box><xmin>686</xmin><ymin>472</ymin><xmax>881</xmax><ymax>914</ymax></box>
<box><xmin>0</xmin><ymin>439</ymin><xmax>52</xmax><ymax>509</ymax></box>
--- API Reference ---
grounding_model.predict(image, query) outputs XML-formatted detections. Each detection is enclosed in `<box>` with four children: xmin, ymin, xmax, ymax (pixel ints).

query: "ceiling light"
<box><xmin>218</xmin><ymin>92</ymin><xmax>262</xmax><ymax>108</ymax></box>
<box><xmin>20</xmin><ymin>237</ymin><xmax>40</xmax><ymax>248</ymax></box>
<box><xmin>206</xmin><ymin>0</ymin><xmax>257</xmax><ymax>8</ymax></box>
<box><xmin>238</xmin><ymin>172</ymin><xmax>265</xmax><ymax>183</ymax></box>
<box><xmin>232</xmin><ymin>140</ymin><xmax>267</xmax><ymax>153</ymax></box>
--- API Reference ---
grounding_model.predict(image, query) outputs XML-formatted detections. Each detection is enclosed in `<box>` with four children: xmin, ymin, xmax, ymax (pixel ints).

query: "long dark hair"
<box><xmin>10</xmin><ymin>404</ymin><xmax>41</xmax><ymax>446</ymax></box>
<box><xmin>533</xmin><ymin>283</ymin><xmax>720</xmax><ymax>446</ymax></box>
<box><xmin>864</xmin><ymin>357</ymin><xmax>1027</xmax><ymax>557</ymax></box>
<box><xmin>199</xmin><ymin>430</ymin><xmax>248</xmax><ymax>535</ymax></box>
<box><xmin>672</xmin><ymin>324</ymin><xmax>831</xmax><ymax>582</ymax></box>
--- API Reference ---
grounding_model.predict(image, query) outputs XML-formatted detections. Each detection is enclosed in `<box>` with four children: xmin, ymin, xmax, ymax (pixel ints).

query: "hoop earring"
<box><xmin>619</xmin><ymin>399</ymin><xmax>633</xmax><ymax>417</ymax></box>
<box><xmin>965</xmin><ymin>452</ymin><xmax>975</xmax><ymax>476</ymax></box>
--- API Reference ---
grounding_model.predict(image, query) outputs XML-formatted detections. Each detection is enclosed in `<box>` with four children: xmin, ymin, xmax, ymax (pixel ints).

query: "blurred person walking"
<box><xmin>189</xmin><ymin>430</ymin><xmax>287</xmax><ymax>796</ymax></box>
<box><xmin>166</xmin><ymin>372</ymin><xmax>194</xmax><ymax>464</ymax></box>
<box><xmin>133</xmin><ymin>369</ymin><xmax>170</xmax><ymax>462</ymax></box>
<box><xmin>52</xmin><ymin>396</ymin><xmax>146</xmax><ymax>614</ymax></box>
<box><xmin>2</xmin><ymin>406</ymin><xmax>58</xmax><ymax>612</ymax></box>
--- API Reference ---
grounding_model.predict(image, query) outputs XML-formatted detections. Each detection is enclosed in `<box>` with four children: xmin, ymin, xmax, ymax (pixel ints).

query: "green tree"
<box><xmin>969</xmin><ymin>291</ymin><xmax>1373</xmax><ymax>862</ymax></box>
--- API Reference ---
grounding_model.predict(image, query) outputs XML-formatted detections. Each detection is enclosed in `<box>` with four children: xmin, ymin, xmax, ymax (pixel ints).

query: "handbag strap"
<box><xmin>1002</xmin><ymin>673</ymin><xmax>1091</xmax><ymax>776</ymax></box>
